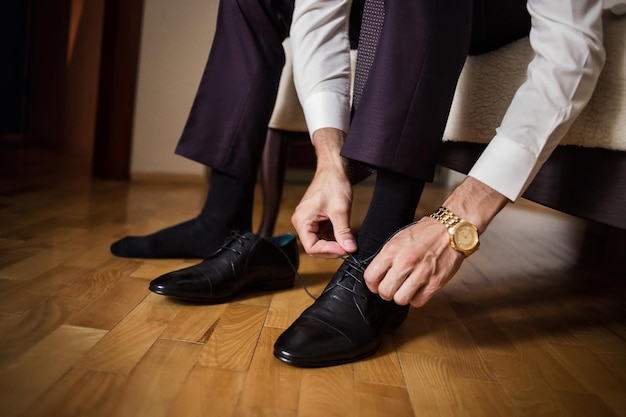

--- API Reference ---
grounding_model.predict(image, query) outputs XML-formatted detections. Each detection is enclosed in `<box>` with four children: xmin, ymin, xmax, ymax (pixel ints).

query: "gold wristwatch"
<box><xmin>429</xmin><ymin>206</ymin><xmax>480</xmax><ymax>257</ymax></box>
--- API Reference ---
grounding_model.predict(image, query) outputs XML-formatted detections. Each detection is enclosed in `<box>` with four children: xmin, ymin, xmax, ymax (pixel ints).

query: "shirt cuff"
<box><xmin>301</xmin><ymin>91</ymin><xmax>351</xmax><ymax>138</ymax></box>
<box><xmin>468</xmin><ymin>133</ymin><xmax>538</xmax><ymax>202</ymax></box>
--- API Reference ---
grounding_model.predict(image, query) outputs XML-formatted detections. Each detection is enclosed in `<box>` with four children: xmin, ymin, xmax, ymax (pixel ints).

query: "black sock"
<box><xmin>355</xmin><ymin>169</ymin><xmax>425</xmax><ymax>261</ymax></box>
<box><xmin>111</xmin><ymin>170</ymin><xmax>255</xmax><ymax>258</ymax></box>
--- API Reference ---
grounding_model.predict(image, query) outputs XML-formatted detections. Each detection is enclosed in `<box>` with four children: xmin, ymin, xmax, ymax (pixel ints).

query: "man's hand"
<box><xmin>291</xmin><ymin>128</ymin><xmax>357</xmax><ymax>258</ymax></box>
<box><xmin>364</xmin><ymin>177</ymin><xmax>509</xmax><ymax>307</ymax></box>
<box><xmin>363</xmin><ymin>217</ymin><xmax>464</xmax><ymax>307</ymax></box>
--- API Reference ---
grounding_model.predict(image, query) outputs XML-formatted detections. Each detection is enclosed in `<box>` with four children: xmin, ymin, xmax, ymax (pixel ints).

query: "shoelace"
<box><xmin>294</xmin><ymin>253</ymin><xmax>376</xmax><ymax>302</ymax></box>
<box><xmin>280</xmin><ymin>247</ymin><xmax>318</xmax><ymax>301</ymax></box>
<box><xmin>289</xmin><ymin>224</ymin><xmax>421</xmax><ymax>302</ymax></box>
<box><xmin>295</xmin><ymin>269</ymin><xmax>318</xmax><ymax>300</ymax></box>
<box><xmin>218</xmin><ymin>231</ymin><xmax>251</xmax><ymax>256</ymax></box>
<box><xmin>334</xmin><ymin>254</ymin><xmax>373</xmax><ymax>300</ymax></box>
<box><xmin>218</xmin><ymin>231</ymin><xmax>319</xmax><ymax>301</ymax></box>
<box><xmin>216</xmin><ymin>233</ymin><xmax>382</xmax><ymax>302</ymax></box>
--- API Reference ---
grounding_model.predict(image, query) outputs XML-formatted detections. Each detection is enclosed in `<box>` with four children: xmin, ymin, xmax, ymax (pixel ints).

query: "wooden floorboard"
<box><xmin>0</xmin><ymin>149</ymin><xmax>625</xmax><ymax>417</ymax></box>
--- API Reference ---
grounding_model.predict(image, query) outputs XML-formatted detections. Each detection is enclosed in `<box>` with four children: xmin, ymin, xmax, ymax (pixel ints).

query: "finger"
<box><xmin>393</xmin><ymin>272</ymin><xmax>428</xmax><ymax>306</ymax></box>
<box><xmin>406</xmin><ymin>257</ymin><xmax>452</xmax><ymax>308</ymax></box>
<box><xmin>293</xmin><ymin>222</ymin><xmax>348</xmax><ymax>257</ymax></box>
<box><xmin>377</xmin><ymin>266</ymin><xmax>414</xmax><ymax>302</ymax></box>
<box><xmin>328</xmin><ymin>211</ymin><xmax>356</xmax><ymax>253</ymax></box>
<box><xmin>293</xmin><ymin>218</ymin><xmax>348</xmax><ymax>257</ymax></box>
<box><xmin>409</xmin><ymin>285</ymin><xmax>437</xmax><ymax>308</ymax></box>
<box><xmin>291</xmin><ymin>210</ymin><xmax>321</xmax><ymax>251</ymax></box>
<box><xmin>297</xmin><ymin>229</ymin><xmax>320</xmax><ymax>254</ymax></box>
<box><xmin>333</xmin><ymin>225</ymin><xmax>356</xmax><ymax>253</ymax></box>
<box><xmin>363</xmin><ymin>255</ymin><xmax>392</xmax><ymax>294</ymax></box>
<box><xmin>307</xmin><ymin>239</ymin><xmax>347</xmax><ymax>258</ymax></box>
<box><xmin>363</xmin><ymin>236</ymin><xmax>411</xmax><ymax>294</ymax></box>
<box><xmin>403</xmin><ymin>259</ymin><xmax>439</xmax><ymax>307</ymax></box>
<box><xmin>377</xmin><ymin>247</ymin><xmax>433</xmax><ymax>305</ymax></box>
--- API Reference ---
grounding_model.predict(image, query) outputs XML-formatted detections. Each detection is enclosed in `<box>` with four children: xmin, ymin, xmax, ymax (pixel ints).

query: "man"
<box><xmin>112</xmin><ymin>0</ymin><xmax>449</xmax><ymax>367</ymax></box>
<box><xmin>274</xmin><ymin>0</ymin><xmax>611</xmax><ymax>367</ymax></box>
<box><xmin>113</xmin><ymin>0</ymin><xmax>474</xmax><ymax>367</ymax></box>
<box><xmin>110</xmin><ymin>0</ymin><xmax>614</xmax><ymax>367</ymax></box>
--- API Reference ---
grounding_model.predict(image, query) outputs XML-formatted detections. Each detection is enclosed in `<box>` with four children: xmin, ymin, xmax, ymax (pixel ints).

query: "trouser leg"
<box><xmin>174</xmin><ymin>0</ymin><xmax>295</xmax><ymax>182</ymax></box>
<box><xmin>343</xmin><ymin>0</ymin><xmax>529</xmax><ymax>182</ymax></box>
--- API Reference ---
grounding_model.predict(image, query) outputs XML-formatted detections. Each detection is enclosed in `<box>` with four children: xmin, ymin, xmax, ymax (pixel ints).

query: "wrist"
<box><xmin>442</xmin><ymin>177</ymin><xmax>509</xmax><ymax>235</ymax></box>
<box><xmin>312</xmin><ymin>128</ymin><xmax>347</xmax><ymax>171</ymax></box>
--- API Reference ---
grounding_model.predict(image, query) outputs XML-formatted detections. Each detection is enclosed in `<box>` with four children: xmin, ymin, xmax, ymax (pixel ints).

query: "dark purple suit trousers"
<box><xmin>175</xmin><ymin>0</ymin><xmax>529</xmax><ymax>182</ymax></box>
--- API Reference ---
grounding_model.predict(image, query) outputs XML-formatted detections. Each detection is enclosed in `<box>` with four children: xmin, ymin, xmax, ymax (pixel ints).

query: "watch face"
<box><xmin>453</xmin><ymin>223</ymin><xmax>479</xmax><ymax>250</ymax></box>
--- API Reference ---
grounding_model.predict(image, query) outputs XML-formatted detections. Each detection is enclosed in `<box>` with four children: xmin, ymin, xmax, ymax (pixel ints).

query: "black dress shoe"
<box><xmin>273</xmin><ymin>255</ymin><xmax>409</xmax><ymax>368</ymax></box>
<box><xmin>149</xmin><ymin>231</ymin><xmax>299</xmax><ymax>303</ymax></box>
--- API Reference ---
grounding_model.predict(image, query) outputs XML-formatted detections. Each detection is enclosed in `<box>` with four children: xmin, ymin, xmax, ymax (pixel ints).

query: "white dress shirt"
<box><xmin>290</xmin><ymin>0</ymin><xmax>619</xmax><ymax>201</ymax></box>
<box><xmin>291</xmin><ymin>0</ymin><xmax>354</xmax><ymax>135</ymax></box>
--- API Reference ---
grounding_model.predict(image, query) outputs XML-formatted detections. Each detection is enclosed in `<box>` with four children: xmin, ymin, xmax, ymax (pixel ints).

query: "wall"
<box><xmin>131</xmin><ymin>0</ymin><xmax>219</xmax><ymax>179</ymax></box>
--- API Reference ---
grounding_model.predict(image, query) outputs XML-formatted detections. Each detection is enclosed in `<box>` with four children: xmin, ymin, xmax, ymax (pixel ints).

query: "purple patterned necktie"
<box><xmin>346</xmin><ymin>0</ymin><xmax>385</xmax><ymax>184</ymax></box>
<box><xmin>352</xmin><ymin>0</ymin><xmax>385</xmax><ymax>111</ymax></box>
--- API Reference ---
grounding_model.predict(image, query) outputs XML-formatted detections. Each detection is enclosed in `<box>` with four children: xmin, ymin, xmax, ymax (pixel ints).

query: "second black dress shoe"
<box><xmin>273</xmin><ymin>254</ymin><xmax>409</xmax><ymax>368</ymax></box>
<box><xmin>149</xmin><ymin>231</ymin><xmax>299</xmax><ymax>303</ymax></box>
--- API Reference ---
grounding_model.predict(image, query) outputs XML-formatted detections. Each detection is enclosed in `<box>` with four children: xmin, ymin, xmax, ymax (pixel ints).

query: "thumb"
<box><xmin>333</xmin><ymin>224</ymin><xmax>357</xmax><ymax>253</ymax></box>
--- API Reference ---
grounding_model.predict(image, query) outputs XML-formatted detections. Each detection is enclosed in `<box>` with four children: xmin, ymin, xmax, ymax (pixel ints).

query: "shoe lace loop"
<box><xmin>218</xmin><ymin>231</ymin><xmax>251</xmax><ymax>255</ymax></box>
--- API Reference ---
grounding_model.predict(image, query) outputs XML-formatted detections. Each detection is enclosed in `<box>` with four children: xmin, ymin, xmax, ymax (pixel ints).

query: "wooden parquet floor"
<box><xmin>0</xmin><ymin>148</ymin><xmax>625</xmax><ymax>417</ymax></box>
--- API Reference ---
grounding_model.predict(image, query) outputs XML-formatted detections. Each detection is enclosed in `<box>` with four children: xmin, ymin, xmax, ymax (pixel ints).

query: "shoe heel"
<box><xmin>390</xmin><ymin>305</ymin><xmax>409</xmax><ymax>329</ymax></box>
<box><xmin>258</xmin><ymin>275</ymin><xmax>295</xmax><ymax>291</ymax></box>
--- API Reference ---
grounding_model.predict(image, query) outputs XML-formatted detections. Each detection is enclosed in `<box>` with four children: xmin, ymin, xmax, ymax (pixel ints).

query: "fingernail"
<box><xmin>343</xmin><ymin>239</ymin><xmax>357</xmax><ymax>251</ymax></box>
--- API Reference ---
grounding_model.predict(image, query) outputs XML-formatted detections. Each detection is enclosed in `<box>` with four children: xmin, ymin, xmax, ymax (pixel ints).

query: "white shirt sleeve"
<box><xmin>468</xmin><ymin>0</ymin><xmax>607</xmax><ymax>201</ymax></box>
<box><xmin>290</xmin><ymin>0</ymin><xmax>353</xmax><ymax>138</ymax></box>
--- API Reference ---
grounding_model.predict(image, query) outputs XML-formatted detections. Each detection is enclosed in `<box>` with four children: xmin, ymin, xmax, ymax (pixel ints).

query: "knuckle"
<box><xmin>378</xmin><ymin>283</ymin><xmax>394</xmax><ymax>301</ymax></box>
<box><xmin>363</xmin><ymin>271</ymin><xmax>375</xmax><ymax>285</ymax></box>
<box><xmin>335</xmin><ymin>227</ymin><xmax>352</xmax><ymax>236</ymax></box>
<box><xmin>394</xmin><ymin>293</ymin><xmax>410</xmax><ymax>306</ymax></box>
<box><xmin>379</xmin><ymin>289</ymin><xmax>391</xmax><ymax>300</ymax></box>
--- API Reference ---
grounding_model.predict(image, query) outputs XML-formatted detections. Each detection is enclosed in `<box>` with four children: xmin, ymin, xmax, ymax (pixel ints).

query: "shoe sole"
<box><xmin>273</xmin><ymin>345</ymin><xmax>381</xmax><ymax>368</ymax></box>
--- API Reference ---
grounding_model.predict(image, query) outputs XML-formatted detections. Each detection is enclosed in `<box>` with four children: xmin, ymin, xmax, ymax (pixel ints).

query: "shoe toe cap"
<box><xmin>148</xmin><ymin>269</ymin><xmax>213</xmax><ymax>299</ymax></box>
<box><xmin>273</xmin><ymin>317</ymin><xmax>356</xmax><ymax>367</ymax></box>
